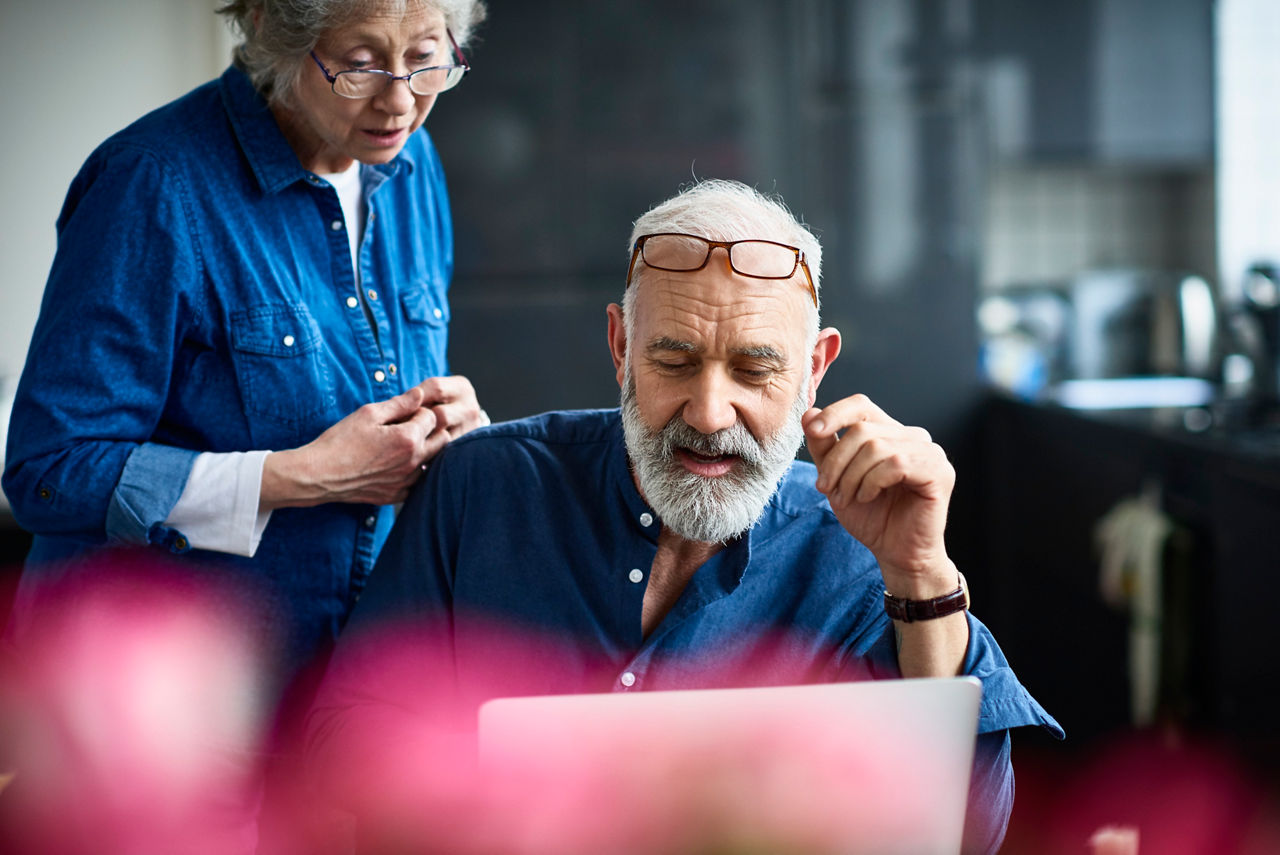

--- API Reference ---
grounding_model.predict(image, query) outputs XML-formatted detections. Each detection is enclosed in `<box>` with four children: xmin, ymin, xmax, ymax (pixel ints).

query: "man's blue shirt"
<box><xmin>326</xmin><ymin>408</ymin><xmax>1063</xmax><ymax>853</ymax></box>
<box><xmin>2</xmin><ymin>65</ymin><xmax>455</xmax><ymax>675</ymax></box>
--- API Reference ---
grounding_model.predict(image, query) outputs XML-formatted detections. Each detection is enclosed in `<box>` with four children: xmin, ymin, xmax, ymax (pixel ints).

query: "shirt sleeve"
<box><xmin>160</xmin><ymin>450</ymin><xmax>273</xmax><ymax>557</ymax></box>
<box><xmin>1</xmin><ymin>143</ymin><xmax>205</xmax><ymax>543</ymax></box>
<box><xmin>836</xmin><ymin>597</ymin><xmax>1062</xmax><ymax>855</ymax></box>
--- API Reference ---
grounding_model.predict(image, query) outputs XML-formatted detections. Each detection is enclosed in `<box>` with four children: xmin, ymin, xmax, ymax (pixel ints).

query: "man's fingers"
<box><xmin>805</xmin><ymin>394</ymin><xmax>895</xmax><ymax>437</ymax></box>
<box><xmin>803</xmin><ymin>408</ymin><xmax>838</xmax><ymax>467</ymax></box>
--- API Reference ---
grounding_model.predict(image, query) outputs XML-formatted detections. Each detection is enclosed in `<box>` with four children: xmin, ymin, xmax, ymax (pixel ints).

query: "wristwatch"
<box><xmin>883</xmin><ymin>572</ymin><xmax>969</xmax><ymax>623</ymax></box>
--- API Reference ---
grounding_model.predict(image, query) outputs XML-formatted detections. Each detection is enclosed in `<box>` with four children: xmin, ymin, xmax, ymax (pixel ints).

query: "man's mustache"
<box><xmin>657</xmin><ymin>416</ymin><xmax>765</xmax><ymax>467</ymax></box>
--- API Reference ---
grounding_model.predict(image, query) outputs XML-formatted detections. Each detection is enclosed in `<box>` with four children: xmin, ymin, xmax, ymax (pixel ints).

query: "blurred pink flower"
<box><xmin>0</xmin><ymin>557</ymin><xmax>270</xmax><ymax>855</ymax></box>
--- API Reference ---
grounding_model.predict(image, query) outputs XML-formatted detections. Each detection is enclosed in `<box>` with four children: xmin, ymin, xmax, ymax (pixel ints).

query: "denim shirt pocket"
<box><xmin>399</xmin><ymin>283</ymin><xmax>450</xmax><ymax>377</ymax></box>
<box><xmin>400</xmin><ymin>284</ymin><xmax>450</xmax><ymax>328</ymax></box>
<box><xmin>230</xmin><ymin>302</ymin><xmax>337</xmax><ymax>431</ymax></box>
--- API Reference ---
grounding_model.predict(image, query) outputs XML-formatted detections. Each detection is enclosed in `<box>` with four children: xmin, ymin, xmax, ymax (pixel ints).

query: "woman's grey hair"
<box><xmin>622</xmin><ymin>179</ymin><xmax>823</xmax><ymax>334</ymax></box>
<box><xmin>217</xmin><ymin>0</ymin><xmax>487</xmax><ymax>105</ymax></box>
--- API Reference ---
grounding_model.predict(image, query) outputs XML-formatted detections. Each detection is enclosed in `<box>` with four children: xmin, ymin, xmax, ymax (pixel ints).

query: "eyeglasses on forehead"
<box><xmin>625</xmin><ymin>232</ymin><xmax>817</xmax><ymax>307</ymax></box>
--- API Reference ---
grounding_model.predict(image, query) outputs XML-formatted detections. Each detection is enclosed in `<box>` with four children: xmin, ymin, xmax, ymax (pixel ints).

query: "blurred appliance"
<box><xmin>1068</xmin><ymin>269</ymin><xmax>1217</xmax><ymax>380</ymax></box>
<box><xmin>1231</xmin><ymin>262</ymin><xmax>1280</xmax><ymax>400</ymax></box>
<box><xmin>977</xmin><ymin>283</ymin><xmax>1072</xmax><ymax>397</ymax></box>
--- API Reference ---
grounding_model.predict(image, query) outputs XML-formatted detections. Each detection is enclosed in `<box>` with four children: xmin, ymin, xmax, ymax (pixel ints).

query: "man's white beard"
<box><xmin>620</xmin><ymin>372</ymin><xmax>809</xmax><ymax>544</ymax></box>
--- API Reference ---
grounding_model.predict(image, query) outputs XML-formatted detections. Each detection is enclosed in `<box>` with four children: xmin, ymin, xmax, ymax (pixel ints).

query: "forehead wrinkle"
<box><xmin>636</xmin><ymin>273</ymin><xmax>810</xmax><ymax>360</ymax></box>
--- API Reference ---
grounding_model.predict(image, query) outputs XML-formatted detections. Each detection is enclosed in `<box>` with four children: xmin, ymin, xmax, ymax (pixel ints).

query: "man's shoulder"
<box><xmin>445</xmin><ymin>408</ymin><xmax>620</xmax><ymax>460</ymax></box>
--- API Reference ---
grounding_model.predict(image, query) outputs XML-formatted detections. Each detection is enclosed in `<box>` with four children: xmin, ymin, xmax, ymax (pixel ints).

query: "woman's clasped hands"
<box><xmin>261</xmin><ymin>376</ymin><xmax>484</xmax><ymax>509</ymax></box>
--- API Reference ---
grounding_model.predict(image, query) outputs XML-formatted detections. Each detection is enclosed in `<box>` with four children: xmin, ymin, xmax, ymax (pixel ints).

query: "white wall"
<box><xmin>1217</xmin><ymin>0</ymin><xmax>1280</xmax><ymax>299</ymax></box>
<box><xmin>0</xmin><ymin>0</ymin><xmax>234</xmax><ymax>385</ymax></box>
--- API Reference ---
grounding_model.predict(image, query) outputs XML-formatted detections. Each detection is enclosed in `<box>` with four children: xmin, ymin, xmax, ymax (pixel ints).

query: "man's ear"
<box><xmin>606</xmin><ymin>303</ymin><xmax>628</xmax><ymax>389</ymax></box>
<box><xmin>807</xmin><ymin>327</ymin><xmax>842</xmax><ymax>407</ymax></box>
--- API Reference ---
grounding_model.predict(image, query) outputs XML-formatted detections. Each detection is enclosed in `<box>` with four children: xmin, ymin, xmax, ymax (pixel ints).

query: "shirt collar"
<box><xmin>218</xmin><ymin>64</ymin><xmax>415</xmax><ymax>195</ymax></box>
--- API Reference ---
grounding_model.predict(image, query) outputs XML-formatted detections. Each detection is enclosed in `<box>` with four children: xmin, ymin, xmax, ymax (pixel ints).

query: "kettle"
<box><xmin>1068</xmin><ymin>269</ymin><xmax>1218</xmax><ymax>380</ymax></box>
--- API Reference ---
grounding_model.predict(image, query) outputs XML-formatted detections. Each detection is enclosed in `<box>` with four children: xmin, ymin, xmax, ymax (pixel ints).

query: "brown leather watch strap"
<box><xmin>883</xmin><ymin>572</ymin><xmax>969</xmax><ymax>623</ymax></box>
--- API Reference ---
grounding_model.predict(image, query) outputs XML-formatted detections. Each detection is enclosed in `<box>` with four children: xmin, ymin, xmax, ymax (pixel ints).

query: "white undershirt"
<box><xmin>163</xmin><ymin>161</ymin><xmax>365</xmax><ymax>557</ymax></box>
<box><xmin>318</xmin><ymin>160</ymin><xmax>365</xmax><ymax>282</ymax></box>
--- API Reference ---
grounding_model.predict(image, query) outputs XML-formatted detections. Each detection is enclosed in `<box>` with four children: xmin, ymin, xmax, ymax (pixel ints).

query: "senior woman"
<box><xmin>1</xmin><ymin>0</ymin><xmax>489</xmax><ymax>691</ymax></box>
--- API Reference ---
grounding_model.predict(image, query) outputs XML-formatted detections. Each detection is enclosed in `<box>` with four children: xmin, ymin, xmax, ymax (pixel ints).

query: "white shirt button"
<box><xmin>346</xmin><ymin>296</ymin><xmax>359</xmax><ymax>309</ymax></box>
<box><xmin>628</xmin><ymin>568</ymin><xmax>644</xmax><ymax>584</ymax></box>
<box><xmin>433</xmin><ymin>307</ymin><xmax>443</xmax><ymax>320</ymax></box>
<box><xmin>639</xmin><ymin>512</ymin><xmax>653</xmax><ymax>527</ymax></box>
<box><xmin>367</xmin><ymin>289</ymin><xmax>378</xmax><ymax>302</ymax></box>
<box><xmin>330</xmin><ymin>219</ymin><xmax>343</xmax><ymax>231</ymax></box>
<box><xmin>620</xmin><ymin>672</ymin><xmax>636</xmax><ymax>687</ymax></box>
<box><xmin>282</xmin><ymin>335</ymin><xmax>295</xmax><ymax>347</ymax></box>
<box><xmin>374</xmin><ymin>370</ymin><xmax>386</xmax><ymax>383</ymax></box>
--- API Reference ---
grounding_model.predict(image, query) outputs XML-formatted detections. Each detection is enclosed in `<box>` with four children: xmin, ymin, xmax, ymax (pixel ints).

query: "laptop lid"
<box><xmin>477</xmin><ymin>677</ymin><xmax>982</xmax><ymax>855</ymax></box>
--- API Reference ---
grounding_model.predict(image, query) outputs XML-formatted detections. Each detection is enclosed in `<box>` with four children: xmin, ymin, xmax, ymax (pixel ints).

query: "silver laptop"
<box><xmin>478</xmin><ymin>677</ymin><xmax>981</xmax><ymax>855</ymax></box>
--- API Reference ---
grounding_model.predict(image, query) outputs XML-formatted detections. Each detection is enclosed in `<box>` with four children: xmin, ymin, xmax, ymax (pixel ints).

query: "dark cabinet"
<box><xmin>974</xmin><ymin>0</ymin><xmax>1214</xmax><ymax>165</ymax></box>
<box><xmin>976</xmin><ymin>395</ymin><xmax>1279</xmax><ymax>748</ymax></box>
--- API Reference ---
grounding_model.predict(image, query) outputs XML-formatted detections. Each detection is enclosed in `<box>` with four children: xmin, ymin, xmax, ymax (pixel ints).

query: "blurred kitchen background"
<box><xmin>3</xmin><ymin>0</ymin><xmax>1280</xmax><ymax>846</ymax></box>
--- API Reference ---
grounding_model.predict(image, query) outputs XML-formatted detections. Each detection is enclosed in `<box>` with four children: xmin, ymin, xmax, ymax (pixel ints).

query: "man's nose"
<box><xmin>681</xmin><ymin>367</ymin><xmax>739</xmax><ymax>436</ymax></box>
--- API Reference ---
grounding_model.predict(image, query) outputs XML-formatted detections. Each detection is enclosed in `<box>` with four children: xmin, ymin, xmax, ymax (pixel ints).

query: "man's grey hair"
<box><xmin>217</xmin><ymin>0</ymin><xmax>487</xmax><ymax>106</ymax></box>
<box><xmin>622</xmin><ymin>178</ymin><xmax>823</xmax><ymax>349</ymax></box>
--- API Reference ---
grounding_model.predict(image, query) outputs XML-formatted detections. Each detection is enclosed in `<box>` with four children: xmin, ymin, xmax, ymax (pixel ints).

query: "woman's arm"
<box><xmin>2</xmin><ymin>146</ymin><xmax>204</xmax><ymax>544</ymax></box>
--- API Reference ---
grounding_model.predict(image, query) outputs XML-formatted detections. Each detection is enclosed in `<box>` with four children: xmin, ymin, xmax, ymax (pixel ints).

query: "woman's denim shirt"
<box><xmin>2</xmin><ymin>66</ymin><xmax>455</xmax><ymax>677</ymax></box>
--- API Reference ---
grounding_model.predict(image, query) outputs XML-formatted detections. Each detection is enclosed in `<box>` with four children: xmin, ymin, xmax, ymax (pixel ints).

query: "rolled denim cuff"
<box><xmin>105</xmin><ymin>443</ymin><xmax>199</xmax><ymax>546</ymax></box>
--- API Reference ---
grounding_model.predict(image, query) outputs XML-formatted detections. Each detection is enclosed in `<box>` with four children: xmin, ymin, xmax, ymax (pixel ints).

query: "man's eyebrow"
<box><xmin>733</xmin><ymin>344</ymin><xmax>786</xmax><ymax>364</ymax></box>
<box><xmin>646</xmin><ymin>336</ymin><xmax>698</xmax><ymax>354</ymax></box>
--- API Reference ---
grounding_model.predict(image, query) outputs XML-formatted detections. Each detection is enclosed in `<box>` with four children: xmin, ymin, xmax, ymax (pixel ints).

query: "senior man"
<box><xmin>307</xmin><ymin>179</ymin><xmax>1061</xmax><ymax>854</ymax></box>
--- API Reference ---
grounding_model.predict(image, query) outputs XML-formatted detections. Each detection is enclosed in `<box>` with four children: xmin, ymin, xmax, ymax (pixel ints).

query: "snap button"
<box><xmin>282</xmin><ymin>335</ymin><xmax>295</xmax><ymax>347</ymax></box>
<box><xmin>387</xmin><ymin>363</ymin><xmax>397</xmax><ymax>375</ymax></box>
<box><xmin>367</xmin><ymin>289</ymin><xmax>378</xmax><ymax>302</ymax></box>
<box><xmin>38</xmin><ymin>486</ymin><xmax>53</xmax><ymax>502</ymax></box>
<box><xmin>620</xmin><ymin>672</ymin><xmax>636</xmax><ymax>688</ymax></box>
<box><xmin>364</xmin><ymin>516</ymin><xmax>377</xmax><ymax>529</ymax></box>
<box><xmin>639</xmin><ymin>512</ymin><xmax>653</xmax><ymax>527</ymax></box>
<box><xmin>628</xmin><ymin>569</ymin><xmax>644</xmax><ymax>584</ymax></box>
<box><xmin>374</xmin><ymin>370</ymin><xmax>386</xmax><ymax>383</ymax></box>
<box><xmin>433</xmin><ymin>307</ymin><xmax>443</xmax><ymax>320</ymax></box>
<box><xmin>330</xmin><ymin>219</ymin><xmax>343</xmax><ymax>231</ymax></box>
<box><xmin>346</xmin><ymin>296</ymin><xmax>359</xmax><ymax>309</ymax></box>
